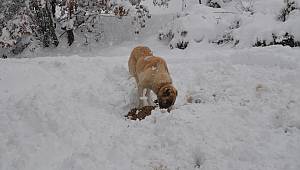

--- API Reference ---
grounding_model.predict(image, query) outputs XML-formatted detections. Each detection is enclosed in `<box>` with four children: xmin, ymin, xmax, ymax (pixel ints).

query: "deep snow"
<box><xmin>1</xmin><ymin>43</ymin><xmax>300</xmax><ymax>170</ymax></box>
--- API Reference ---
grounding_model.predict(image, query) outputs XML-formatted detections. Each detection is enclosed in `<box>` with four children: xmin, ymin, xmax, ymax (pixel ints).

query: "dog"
<box><xmin>128</xmin><ymin>46</ymin><xmax>177</xmax><ymax>110</ymax></box>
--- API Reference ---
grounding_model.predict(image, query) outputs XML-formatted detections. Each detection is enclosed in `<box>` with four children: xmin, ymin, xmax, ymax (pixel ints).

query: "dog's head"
<box><xmin>157</xmin><ymin>84</ymin><xmax>178</xmax><ymax>109</ymax></box>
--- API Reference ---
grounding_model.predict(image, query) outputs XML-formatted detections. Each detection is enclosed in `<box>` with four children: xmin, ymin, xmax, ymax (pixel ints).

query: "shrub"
<box><xmin>153</xmin><ymin>0</ymin><xmax>170</xmax><ymax>7</ymax></box>
<box><xmin>211</xmin><ymin>19</ymin><xmax>240</xmax><ymax>46</ymax></box>
<box><xmin>206</xmin><ymin>0</ymin><xmax>221</xmax><ymax>8</ymax></box>
<box><xmin>159</xmin><ymin>23</ymin><xmax>189</xmax><ymax>50</ymax></box>
<box><xmin>278</xmin><ymin>0</ymin><xmax>299</xmax><ymax>22</ymax></box>
<box><xmin>254</xmin><ymin>32</ymin><xmax>300</xmax><ymax>47</ymax></box>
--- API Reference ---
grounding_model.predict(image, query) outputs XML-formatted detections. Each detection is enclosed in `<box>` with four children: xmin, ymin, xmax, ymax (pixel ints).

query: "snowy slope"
<box><xmin>1</xmin><ymin>44</ymin><xmax>300</xmax><ymax>170</ymax></box>
<box><xmin>157</xmin><ymin>0</ymin><xmax>300</xmax><ymax>49</ymax></box>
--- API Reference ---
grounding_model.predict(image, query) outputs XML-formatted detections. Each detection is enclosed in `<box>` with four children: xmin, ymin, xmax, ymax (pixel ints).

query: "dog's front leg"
<box><xmin>138</xmin><ymin>87</ymin><xmax>147</xmax><ymax>108</ymax></box>
<box><xmin>146</xmin><ymin>89</ymin><xmax>154</xmax><ymax>106</ymax></box>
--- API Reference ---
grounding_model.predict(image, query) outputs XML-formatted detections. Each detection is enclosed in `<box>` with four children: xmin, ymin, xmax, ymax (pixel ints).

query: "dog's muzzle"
<box><xmin>158</xmin><ymin>98</ymin><xmax>174</xmax><ymax>109</ymax></box>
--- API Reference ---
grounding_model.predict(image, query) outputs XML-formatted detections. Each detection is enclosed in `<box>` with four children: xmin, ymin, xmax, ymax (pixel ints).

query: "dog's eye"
<box><xmin>164</xmin><ymin>89</ymin><xmax>171</xmax><ymax>96</ymax></box>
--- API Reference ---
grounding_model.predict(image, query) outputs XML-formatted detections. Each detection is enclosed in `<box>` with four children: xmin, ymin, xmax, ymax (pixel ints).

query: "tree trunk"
<box><xmin>67</xmin><ymin>29</ymin><xmax>74</xmax><ymax>46</ymax></box>
<box><xmin>30</xmin><ymin>0</ymin><xmax>59</xmax><ymax>47</ymax></box>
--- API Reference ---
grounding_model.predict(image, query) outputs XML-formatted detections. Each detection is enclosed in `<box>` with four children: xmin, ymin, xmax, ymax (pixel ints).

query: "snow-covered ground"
<box><xmin>1</xmin><ymin>42</ymin><xmax>300</xmax><ymax>170</ymax></box>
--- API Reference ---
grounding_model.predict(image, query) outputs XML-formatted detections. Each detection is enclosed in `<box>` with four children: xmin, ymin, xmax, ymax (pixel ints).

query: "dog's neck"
<box><xmin>145</xmin><ymin>58</ymin><xmax>172</xmax><ymax>94</ymax></box>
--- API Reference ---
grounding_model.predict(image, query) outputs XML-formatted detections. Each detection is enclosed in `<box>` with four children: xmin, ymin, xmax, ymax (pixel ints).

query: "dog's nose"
<box><xmin>159</xmin><ymin>99</ymin><xmax>173</xmax><ymax>109</ymax></box>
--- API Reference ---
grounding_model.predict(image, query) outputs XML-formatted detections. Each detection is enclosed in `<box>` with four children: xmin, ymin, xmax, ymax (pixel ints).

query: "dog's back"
<box><xmin>128</xmin><ymin>46</ymin><xmax>153</xmax><ymax>79</ymax></box>
<box><xmin>128</xmin><ymin>46</ymin><xmax>172</xmax><ymax>90</ymax></box>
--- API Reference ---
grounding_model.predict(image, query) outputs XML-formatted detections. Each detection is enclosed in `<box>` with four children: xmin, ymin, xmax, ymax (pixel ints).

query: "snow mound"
<box><xmin>158</xmin><ymin>0</ymin><xmax>300</xmax><ymax>48</ymax></box>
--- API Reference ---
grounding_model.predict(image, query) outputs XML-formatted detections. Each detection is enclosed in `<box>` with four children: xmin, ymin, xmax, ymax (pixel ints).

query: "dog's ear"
<box><xmin>175</xmin><ymin>89</ymin><xmax>178</xmax><ymax>96</ymax></box>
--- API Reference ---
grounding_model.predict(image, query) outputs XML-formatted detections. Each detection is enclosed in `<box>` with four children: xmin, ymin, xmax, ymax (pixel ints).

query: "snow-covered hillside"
<box><xmin>158</xmin><ymin>0</ymin><xmax>300</xmax><ymax>49</ymax></box>
<box><xmin>1</xmin><ymin>43</ymin><xmax>300</xmax><ymax>170</ymax></box>
<box><xmin>1</xmin><ymin>0</ymin><xmax>300</xmax><ymax>170</ymax></box>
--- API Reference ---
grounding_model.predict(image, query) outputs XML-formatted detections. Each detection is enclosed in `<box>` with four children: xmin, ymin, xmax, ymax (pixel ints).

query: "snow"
<box><xmin>158</xmin><ymin>0</ymin><xmax>300</xmax><ymax>48</ymax></box>
<box><xmin>1</xmin><ymin>0</ymin><xmax>300</xmax><ymax>170</ymax></box>
<box><xmin>1</xmin><ymin>43</ymin><xmax>300</xmax><ymax>170</ymax></box>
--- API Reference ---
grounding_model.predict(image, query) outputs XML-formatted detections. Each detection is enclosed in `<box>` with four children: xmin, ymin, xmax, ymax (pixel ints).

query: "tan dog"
<box><xmin>128</xmin><ymin>46</ymin><xmax>177</xmax><ymax>109</ymax></box>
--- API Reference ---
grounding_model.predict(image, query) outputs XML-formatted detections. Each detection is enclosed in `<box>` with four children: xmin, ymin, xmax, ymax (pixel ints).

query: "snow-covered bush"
<box><xmin>0</xmin><ymin>0</ymin><xmax>59</xmax><ymax>57</ymax></box>
<box><xmin>0</xmin><ymin>0</ymin><xmax>33</xmax><ymax>56</ymax></box>
<box><xmin>158</xmin><ymin>0</ymin><xmax>300</xmax><ymax>49</ymax></box>
<box><xmin>235</xmin><ymin>0</ymin><xmax>255</xmax><ymax>15</ymax></box>
<box><xmin>206</xmin><ymin>0</ymin><xmax>221</xmax><ymax>8</ymax></box>
<box><xmin>158</xmin><ymin>14</ymin><xmax>189</xmax><ymax>49</ymax></box>
<box><xmin>158</xmin><ymin>4</ymin><xmax>232</xmax><ymax>49</ymax></box>
<box><xmin>158</xmin><ymin>26</ymin><xmax>174</xmax><ymax>44</ymax></box>
<box><xmin>132</xmin><ymin>4</ymin><xmax>151</xmax><ymax>34</ymax></box>
<box><xmin>211</xmin><ymin>19</ymin><xmax>240</xmax><ymax>46</ymax></box>
<box><xmin>278</xmin><ymin>0</ymin><xmax>299</xmax><ymax>22</ymax></box>
<box><xmin>114</xmin><ymin>5</ymin><xmax>130</xmax><ymax>18</ymax></box>
<box><xmin>0</xmin><ymin>13</ymin><xmax>32</xmax><ymax>51</ymax></box>
<box><xmin>170</xmin><ymin>30</ymin><xmax>189</xmax><ymax>49</ymax></box>
<box><xmin>254</xmin><ymin>32</ymin><xmax>300</xmax><ymax>47</ymax></box>
<box><xmin>203</xmin><ymin>0</ymin><xmax>233</xmax><ymax>8</ymax></box>
<box><xmin>0</xmin><ymin>0</ymin><xmax>167</xmax><ymax>56</ymax></box>
<box><xmin>212</xmin><ymin>32</ymin><xmax>235</xmax><ymax>46</ymax></box>
<box><xmin>29</xmin><ymin>0</ymin><xmax>59</xmax><ymax>48</ymax></box>
<box><xmin>153</xmin><ymin>0</ymin><xmax>170</xmax><ymax>7</ymax></box>
<box><xmin>252</xmin><ymin>0</ymin><xmax>300</xmax><ymax>47</ymax></box>
<box><xmin>54</xmin><ymin>0</ymin><xmax>152</xmax><ymax>44</ymax></box>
